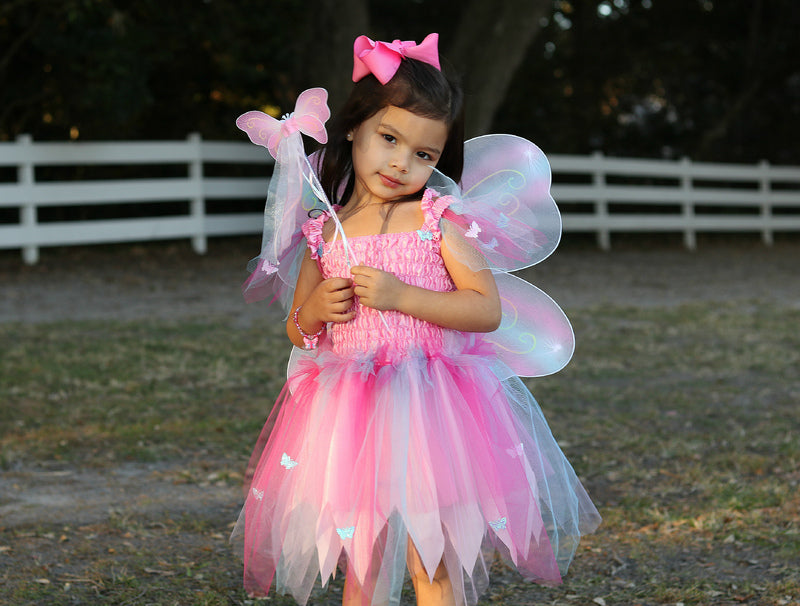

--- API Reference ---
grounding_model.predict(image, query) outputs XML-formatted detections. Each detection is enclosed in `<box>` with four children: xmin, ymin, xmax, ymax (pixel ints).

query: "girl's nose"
<box><xmin>390</xmin><ymin>152</ymin><xmax>409</xmax><ymax>173</ymax></box>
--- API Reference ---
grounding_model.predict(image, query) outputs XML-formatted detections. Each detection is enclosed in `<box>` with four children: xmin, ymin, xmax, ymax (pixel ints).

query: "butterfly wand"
<box><xmin>236</xmin><ymin>88</ymin><xmax>390</xmax><ymax>330</ymax></box>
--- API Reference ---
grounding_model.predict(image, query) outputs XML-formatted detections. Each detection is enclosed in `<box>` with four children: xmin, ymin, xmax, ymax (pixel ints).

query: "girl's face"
<box><xmin>349</xmin><ymin>105</ymin><xmax>449</xmax><ymax>204</ymax></box>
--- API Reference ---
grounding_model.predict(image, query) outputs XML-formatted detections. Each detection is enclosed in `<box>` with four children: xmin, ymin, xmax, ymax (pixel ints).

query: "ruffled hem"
<box><xmin>232</xmin><ymin>336</ymin><xmax>600</xmax><ymax>605</ymax></box>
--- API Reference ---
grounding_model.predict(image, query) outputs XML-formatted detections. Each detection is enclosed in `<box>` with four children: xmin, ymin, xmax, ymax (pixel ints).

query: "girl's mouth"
<box><xmin>379</xmin><ymin>174</ymin><xmax>402</xmax><ymax>188</ymax></box>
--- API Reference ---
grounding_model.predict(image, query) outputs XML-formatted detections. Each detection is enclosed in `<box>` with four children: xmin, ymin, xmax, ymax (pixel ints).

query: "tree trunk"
<box><xmin>447</xmin><ymin>0</ymin><xmax>552</xmax><ymax>136</ymax></box>
<box><xmin>695</xmin><ymin>0</ymin><xmax>763</xmax><ymax>159</ymax></box>
<box><xmin>300</xmin><ymin>0</ymin><xmax>369</xmax><ymax>113</ymax></box>
<box><xmin>298</xmin><ymin>0</ymin><xmax>549</xmax><ymax>134</ymax></box>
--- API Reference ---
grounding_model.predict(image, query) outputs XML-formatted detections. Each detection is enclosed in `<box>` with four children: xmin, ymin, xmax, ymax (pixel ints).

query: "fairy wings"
<box><xmin>236</xmin><ymin>88</ymin><xmax>574</xmax><ymax>378</ymax></box>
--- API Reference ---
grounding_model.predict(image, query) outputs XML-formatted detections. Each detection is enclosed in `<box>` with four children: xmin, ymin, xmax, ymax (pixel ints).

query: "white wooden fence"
<box><xmin>1</xmin><ymin>134</ymin><xmax>798</xmax><ymax>264</ymax></box>
<box><xmin>552</xmin><ymin>151</ymin><xmax>800</xmax><ymax>250</ymax></box>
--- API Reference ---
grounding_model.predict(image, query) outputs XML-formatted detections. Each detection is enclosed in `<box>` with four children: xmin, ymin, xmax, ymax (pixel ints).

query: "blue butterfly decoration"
<box><xmin>336</xmin><ymin>526</ymin><xmax>355</xmax><ymax>539</ymax></box>
<box><xmin>280</xmin><ymin>452</ymin><xmax>298</xmax><ymax>470</ymax></box>
<box><xmin>416</xmin><ymin>229</ymin><xmax>434</xmax><ymax>241</ymax></box>
<box><xmin>488</xmin><ymin>517</ymin><xmax>508</xmax><ymax>531</ymax></box>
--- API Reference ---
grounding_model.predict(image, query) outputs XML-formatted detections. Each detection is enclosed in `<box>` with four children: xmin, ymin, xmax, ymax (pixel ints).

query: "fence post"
<box><xmin>592</xmin><ymin>150</ymin><xmax>610</xmax><ymax>250</ymax></box>
<box><xmin>758</xmin><ymin>159</ymin><xmax>773</xmax><ymax>246</ymax></box>
<box><xmin>680</xmin><ymin>156</ymin><xmax>696</xmax><ymax>250</ymax></box>
<box><xmin>188</xmin><ymin>132</ymin><xmax>207</xmax><ymax>254</ymax></box>
<box><xmin>17</xmin><ymin>134</ymin><xmax>39</xmax><ymax>265</ymax></box>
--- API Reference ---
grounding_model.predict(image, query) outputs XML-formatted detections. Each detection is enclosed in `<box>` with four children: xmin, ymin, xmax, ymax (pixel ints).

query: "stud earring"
<box><xmin>346</xmin><ymin>132</ymin><xmax>353</xmax><ymax>141</ymax></box>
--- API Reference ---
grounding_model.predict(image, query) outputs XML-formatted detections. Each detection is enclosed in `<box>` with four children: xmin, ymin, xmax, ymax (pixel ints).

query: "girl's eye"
<box><xmin>416</xmin><ymin>151</ymin><xmax>433</xmax><ymax>161</ymax></box>
<box><xmin>382</xmin><ymin>134</ymin><xmax>396</xmax><ymax>144</ymax></box>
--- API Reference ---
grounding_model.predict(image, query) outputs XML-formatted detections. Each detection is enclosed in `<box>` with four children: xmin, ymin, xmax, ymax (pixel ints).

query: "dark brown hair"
<box><xmin>319</xmin><ymin>57</ymin><xmax>464</xmax><ymax>205</ymax></box>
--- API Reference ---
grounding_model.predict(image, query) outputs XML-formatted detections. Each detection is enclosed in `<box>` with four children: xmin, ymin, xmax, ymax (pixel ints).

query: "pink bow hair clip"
<box><xmin>352</xmin><ymin>33</ymin><xmax>440</xmax><ymax>85</ymax></box>
<box><xmin>236</xmin><ymin>88</ymin><xmax>330</xmax><ymax>159</ymax></box>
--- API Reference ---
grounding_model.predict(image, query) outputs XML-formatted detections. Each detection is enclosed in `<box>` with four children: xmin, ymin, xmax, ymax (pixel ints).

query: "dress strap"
<box><xmin>420</xmin><ymin>188</ymin><xmax>454</xmax><ymax>235</ymax></box>
<box><xmin>301</xmin><ymin>209</ymin><xmax>337</xmax><ymax>260</ymax></box>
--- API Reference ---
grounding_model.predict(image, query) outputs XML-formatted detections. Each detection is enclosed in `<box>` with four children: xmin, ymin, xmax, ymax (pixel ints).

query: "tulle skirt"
<box><xmin>231</xmin><ymin>335</ymin><xmax>600</xmax><ymax>605</ymax></box>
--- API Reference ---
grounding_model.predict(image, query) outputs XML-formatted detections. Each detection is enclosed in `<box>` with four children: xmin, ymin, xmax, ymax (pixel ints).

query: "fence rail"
<box><xmin>1</xmin><ymin>134</ymin><xmax>798</xmax><ymax>264</ymax></box>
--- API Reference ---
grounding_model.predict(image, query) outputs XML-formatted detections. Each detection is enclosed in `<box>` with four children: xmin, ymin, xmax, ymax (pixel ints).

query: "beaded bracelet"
<box><xmin>293</xmin><ymin>305</ymin><xmax>324</xmax><ymax>350</ymax></box>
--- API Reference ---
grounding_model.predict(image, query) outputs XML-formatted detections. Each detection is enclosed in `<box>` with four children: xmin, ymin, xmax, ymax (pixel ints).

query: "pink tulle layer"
<box><xmin>231</xmin><ymin>335</ymin><xmax>600</xmax><ymax>605</ymax></box>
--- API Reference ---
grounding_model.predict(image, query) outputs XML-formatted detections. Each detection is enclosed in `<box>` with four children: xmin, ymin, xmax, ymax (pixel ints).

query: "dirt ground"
<box><xmin>1</xmin><ymin>235</ymin><xmax>799</xmax><ymax>604</ymax></box>
<box><xmin>3</xmin><ymin>236</ymin><xmax>800</xmax><ymax>327</ymax></box>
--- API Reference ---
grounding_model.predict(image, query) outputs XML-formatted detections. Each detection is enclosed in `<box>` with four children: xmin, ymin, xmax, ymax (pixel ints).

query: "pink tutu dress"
<box><xmin>231</xmin><ymin>189</ymin><xmax>601</xmax><ymax>605</ymax></box>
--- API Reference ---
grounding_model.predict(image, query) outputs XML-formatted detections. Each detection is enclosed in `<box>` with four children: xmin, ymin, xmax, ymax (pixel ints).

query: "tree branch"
<box><xmin>447</xmin><ymin>0</ymin><xmax>551</xmax><ymax>136</ymax></box>
<box><xmin>0</xmin><ymin>1</ymin><xmax>48</xmax><ymax>76</ymax></box>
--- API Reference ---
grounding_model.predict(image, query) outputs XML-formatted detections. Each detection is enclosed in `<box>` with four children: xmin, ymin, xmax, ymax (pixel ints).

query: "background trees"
<box><xmin>2</xmin><ymin>0</ymin><xmax>798</xmax><ymax>163</ymax></box>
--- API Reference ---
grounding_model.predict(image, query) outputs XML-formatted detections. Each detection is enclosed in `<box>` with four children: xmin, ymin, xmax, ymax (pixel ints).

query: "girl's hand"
<box><xmin>287</xmin><ymin>250</ymin><xmax>356</xmax><ymax>348</ymax></box>
<box><xmin>347</xmin><ymin>242</ymin><xmax>501</xmax><ymax>333</ymax></box>
<box><xmin>302</xmin><ymin>277</ymin><xmax>356</xmax><ymax>325</ymax></box>
<box><xmin>350</xmin><ymin>265</ymin><xmax>405</xmax><ymax>311</ymax></box>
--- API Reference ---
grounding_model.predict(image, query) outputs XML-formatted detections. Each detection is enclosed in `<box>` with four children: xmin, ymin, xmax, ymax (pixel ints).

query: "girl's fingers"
<box><xmin>319</xmin><ymin>278</ymin><xmax>354</xmax><ymax>304</ymax></box>
<box><xmin>324</xmin><ymin>277</ymin><xmax>353</xmax><ymax>292</ymax></box>
<box><xmin>331</xmin><ymin>287</ymin><xmax>354</xmax><ymax>305</ymax></box>
<box><xmin>332</xmin><ymin>298</ymin><xmax>354</xmax><ymax>313</ymax></box>
<box><xmin>350</xmin><ymin>265</ymin><xmax>376</xmax><ymax>280</ymax></box>
<box><xmin>327</xmin><ymin>304</ymin><xmax>356</xmax><ymax>324</ymax></box>
<box><xmin>350</xmin><ymin>269</ymin><xmax>378</xmax><ymax>289</ymax></box>
<box><xmin>313</xmin><ymin>277</ymin><xmax>358</xmax><ymax>322</ymax></box>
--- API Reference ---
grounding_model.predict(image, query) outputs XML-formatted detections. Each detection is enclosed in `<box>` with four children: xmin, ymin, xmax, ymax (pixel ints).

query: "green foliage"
<box><xmin>2</xmin><ymin>0</ymin><xmax>799</xmax><ymax>162</ymax></box>
<box><xmin>0</xmin><ymin>0</ymin><xmax>304</xmax><ymax>141</ymax></box>
<box><xmin>496</xmin><ymin>0</ymin><xmax>800</xmax><ymax>163</ymax></box>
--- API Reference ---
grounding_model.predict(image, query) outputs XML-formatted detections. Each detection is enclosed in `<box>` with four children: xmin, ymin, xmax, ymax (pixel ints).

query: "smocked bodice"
<box><xmin>303</xmin><ymin>190</ymin><xmax>455</xmax><ymax>357</ymax></box>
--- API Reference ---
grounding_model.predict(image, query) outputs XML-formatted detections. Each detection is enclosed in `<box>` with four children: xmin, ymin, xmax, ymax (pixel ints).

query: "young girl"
<box><xmin>233</xmin><ymin>34</ymin><xmax>600</xmax><ymax>606</ymax></box>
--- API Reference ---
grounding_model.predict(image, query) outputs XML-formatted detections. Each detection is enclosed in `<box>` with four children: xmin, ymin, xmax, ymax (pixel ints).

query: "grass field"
<box><xmin>1</xmin><ymin>299</ymin><xmax>799</xmax><ymax>605</ymax></box>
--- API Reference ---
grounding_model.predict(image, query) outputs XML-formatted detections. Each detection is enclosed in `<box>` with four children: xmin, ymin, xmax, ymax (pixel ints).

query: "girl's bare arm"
<box><xmin>287</xmin><ymin>250</ymin><xmax>356</xmax><ymax>348</ymax></box>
